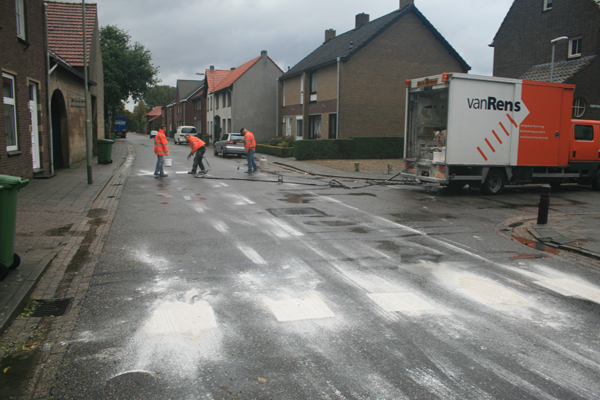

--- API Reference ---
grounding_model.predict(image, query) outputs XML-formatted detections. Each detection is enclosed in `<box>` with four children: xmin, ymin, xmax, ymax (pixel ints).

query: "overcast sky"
<box><xmin>92</xmin><ymin>0</ymin><xmax>514</xmax><ymax>88</ymax></box>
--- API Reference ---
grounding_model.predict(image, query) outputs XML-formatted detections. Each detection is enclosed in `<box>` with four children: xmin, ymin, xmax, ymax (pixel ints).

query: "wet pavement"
<box><xmin>1</xmin><ymin>138</ymin><xmax>599</xmax><ymax>336</ymax></box>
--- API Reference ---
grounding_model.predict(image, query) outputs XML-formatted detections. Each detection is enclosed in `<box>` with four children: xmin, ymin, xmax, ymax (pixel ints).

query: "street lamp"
<box><xmin>550</xmin><ymin>36</ymin><xmax>568</xmax><ymax>82</ymax></box>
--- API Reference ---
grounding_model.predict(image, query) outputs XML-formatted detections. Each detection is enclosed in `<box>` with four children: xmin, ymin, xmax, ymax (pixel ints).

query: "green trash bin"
<box><xmin>97</xmin><ymin>139</ymin><xmax>115</xmax><ymax>164</ymax></box>
<box><xmin>0</xmin><ymin>174</ymin><xmax>29</xmax><ymax>281</ymax></box>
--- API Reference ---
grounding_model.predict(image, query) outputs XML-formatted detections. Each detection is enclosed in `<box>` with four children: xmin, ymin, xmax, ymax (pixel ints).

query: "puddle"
<box><xmin>511</xmin><ymin>235</ymin><xmax>559</xmax><ymax>255</ymax></box>
<box><xmin>376</xmin><ymin>240</ymin><xmax>403</xmax><ymax>252</ymax></box>
<box><xmin>347</xmin><ymin>193</ymin><xmax>377</xmax><ymax>197</ymax></box>
<box><xmin>350</xmin><ymin>227</ymin><xmax>371</xmax><ymax>234</ymax></box>
<box><xmin>0</xmin><ymin>347</ymin><xmax>41</xmax><ymax>398</ymax></box>
<box><xmin>44</xmin><ymin>224</ymin><xmax>73</xmax><ymax>236</ymax></box>
<box><xmin>391</xmin><ymin>213</ymin><xmax>457</xmax><ymax>223</ymax></box>
<box><xmin>304</xmin><ymin>220</ymin><xmax>356</xmax><ymax>227</ymax></box>
<box><xmin>280</xmin><ymin>193</ymin><xmax>317</xmax><ymax>203</ymax></box>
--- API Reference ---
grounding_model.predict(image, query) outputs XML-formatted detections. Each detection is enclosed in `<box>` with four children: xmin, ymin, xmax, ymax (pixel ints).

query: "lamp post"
<box><xmin>83</xmin><ymin>0</ymin><xmax>92</xmax><ymax>184</ymax></box>
<box><xmin>550</xmin><ymin>36</ymin><xmax>568</xmax><ymax>82</ymax></box>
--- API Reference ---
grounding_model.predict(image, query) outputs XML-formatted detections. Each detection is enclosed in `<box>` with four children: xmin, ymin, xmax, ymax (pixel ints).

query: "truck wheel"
<box><xmin>592</xmin><ymin>170</ymin><xmax>600</xmax><ymax>191</ymax></box>
<box><xmin>481</xmin><ymin>170</ymin><xmax>505</xmax><ymax>195</ymax></box>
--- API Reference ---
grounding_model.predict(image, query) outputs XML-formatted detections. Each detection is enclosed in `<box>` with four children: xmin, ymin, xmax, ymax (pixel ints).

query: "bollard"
<box><xmin>388</xmin><ymin>163</ymin><xmax>393</xmax><ymax>174</ymax></box>
<box><xmin>537</xmin><ymin>185</ymin><xmax>551</xmax><ymax>225</ymax></box>
<box><xmin>355</xmin><ymin>162</ymin><xmax>360</xmax><ymax>172</ymax></box>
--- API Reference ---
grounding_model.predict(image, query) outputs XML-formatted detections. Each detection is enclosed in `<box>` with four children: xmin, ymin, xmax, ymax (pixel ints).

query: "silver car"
<box><xmin>149</xmin><ymin>130</ymin><xmax>158</xmax><ymax>139</ymax></box>
<box><xmin>214</xmin><ymin>133</ymin><xmax>245</xmax><ymax>157</ymax></box>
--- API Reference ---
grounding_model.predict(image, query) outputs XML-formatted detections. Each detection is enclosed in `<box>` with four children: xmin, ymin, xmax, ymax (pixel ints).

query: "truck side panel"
<box><xmin>517</xmin><ymin>81</ymin><xmax>573</xmax><ymax>167</ymax></box>
<box><xmin>446</xmin><ymin>77</ymin><xmax>526</xmax><ymax>166</ymax></box>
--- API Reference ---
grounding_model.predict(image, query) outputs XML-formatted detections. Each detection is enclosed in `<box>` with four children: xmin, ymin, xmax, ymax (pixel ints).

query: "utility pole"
<box><xmin>83</xmin><ymin>0</ymin><xmax>92</xmax><ymax>184</ymax></box>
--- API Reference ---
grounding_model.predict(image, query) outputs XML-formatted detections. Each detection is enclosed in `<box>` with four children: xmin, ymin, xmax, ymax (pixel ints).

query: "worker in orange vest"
<box><xmin>241</xmin><ymin>127</ymin><xmax>257</xmax><ymax>173</ymax></box>
<box><xmin>154</xmin><ymin>125</ymin><xmax>170</xmax><ymax>178</ymax></box>
<box><xmin>185</xmin><ymin>134</ymin><xmax>206</xmax><ymax>177</ymax></box>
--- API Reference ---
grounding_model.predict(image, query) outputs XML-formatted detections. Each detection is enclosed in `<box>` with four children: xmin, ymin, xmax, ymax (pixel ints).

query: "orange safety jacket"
<box><xmin>154</xmin><ymin>129</ymin><xmax>170</xmax><ymax>156</ymax></box>
<box><xmin>188</xmin><ymin>136</ymin><xmax>205</xmax><ymax>153</ymax></box>
<box><xmin>244</xmin><ymin>131</ymin><xmax>256</xmax><ymax>152</ymax></box>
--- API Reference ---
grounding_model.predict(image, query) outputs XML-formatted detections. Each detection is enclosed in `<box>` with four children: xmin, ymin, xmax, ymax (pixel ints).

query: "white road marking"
<box><xmin>263</xmin><ymin>291</ymin><xmax>335</xmax><ymax>322</ymax></box>
<box><xmin>238</xmin><ymin>245</ymin><xmax>267</xmax><ymax>265</ymax></box>
<box><xmin>368</xmin><ymin>293</ymin><xmax>438</xmax><ymax>314</ymax></box>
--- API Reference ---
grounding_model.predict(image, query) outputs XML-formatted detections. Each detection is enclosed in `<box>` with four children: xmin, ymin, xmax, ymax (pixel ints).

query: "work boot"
<box><xmin>188</xmin><ymin>170</ymin><xmax>195</xmax><ymax>174</ymax></box>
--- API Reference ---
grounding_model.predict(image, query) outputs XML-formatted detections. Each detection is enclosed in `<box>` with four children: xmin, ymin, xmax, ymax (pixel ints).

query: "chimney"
<box><xmin>355</xmin><ymin>13</ymin><xmax>369</xmax><ymax>28</ymax></box>
<box><xmin>209</xmin><ymin>65</ymin><xmax>215</xmax><ymax>72</ymax></box>
<box><xmin>324</xmin><ymin>29</ymin><xmax>336</xmax><ymax>42</ymax></box>
<box><xmin>400</xmin><ymin>0</ymin><xmax>414</xmax><ymax>9</ymax></box>
<box><xmin>261</xmin><ymin>50</ymin><xmax>267</xmax><ymax>57</ymax></box>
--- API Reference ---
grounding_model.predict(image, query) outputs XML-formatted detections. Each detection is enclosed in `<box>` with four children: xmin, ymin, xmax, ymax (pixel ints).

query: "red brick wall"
<box><xmin>0</xmin><ymin>0</ymin><xmax>49</xmax><ymax>178</ymax></box>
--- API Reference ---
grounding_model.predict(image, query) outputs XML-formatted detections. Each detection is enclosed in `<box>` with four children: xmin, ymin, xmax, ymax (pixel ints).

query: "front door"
<box><xmin>29</xmin><ymin>82</ymin><xmax>41</xmax><ymax>169</ymax></box>
<box><xmin>309</xmin><ymin>115</ymin><xmax>321</xmax><ymax>140</ymax></box>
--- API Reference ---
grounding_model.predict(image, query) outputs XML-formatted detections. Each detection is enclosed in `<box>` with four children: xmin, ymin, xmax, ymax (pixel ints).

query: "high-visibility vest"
<box><xmin>188</xmin><ymin>136</ymin><xmax>205</xmax><ymax>153</ymax></box>
<box><xmin>154</xmin><ymin>129</ymin><xmax>170</xmax><ymax>156</ymax></box>
<box><xmin>244</xmin><ymin>131</ymin><xmax>256</xmax><ymax>151</ymax></box>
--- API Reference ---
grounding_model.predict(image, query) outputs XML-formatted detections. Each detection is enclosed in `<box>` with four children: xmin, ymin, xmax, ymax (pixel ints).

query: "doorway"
<box><xmin>29</xmin><ymin>82</ymin><xmax>41</xmax><ymax>170</ymax></box>
<box><xmin>51</xmin><ymin>90</ymin><xmax>68</xmax><ymax>169</ymax></box>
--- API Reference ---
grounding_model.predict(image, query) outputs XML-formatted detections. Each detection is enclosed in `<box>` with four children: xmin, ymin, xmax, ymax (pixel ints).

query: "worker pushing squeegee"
<box><xmin>185</xmin><ymin>134</ymin><xmax>207</xmax><ymax>177</ymax></box>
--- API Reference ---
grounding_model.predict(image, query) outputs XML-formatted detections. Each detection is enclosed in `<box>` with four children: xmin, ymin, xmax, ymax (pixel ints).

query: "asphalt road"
<box><xmin>49</xmin><ymin>134</ymin><xmax>600</xmax><ymax>399</ymax></box>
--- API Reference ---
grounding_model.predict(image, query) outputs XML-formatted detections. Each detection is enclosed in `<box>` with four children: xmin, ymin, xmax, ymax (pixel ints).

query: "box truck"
<box><xmin>401</xmin><ymin>73</ymin><xmax>600</xmax><ymax>194</ymax></box>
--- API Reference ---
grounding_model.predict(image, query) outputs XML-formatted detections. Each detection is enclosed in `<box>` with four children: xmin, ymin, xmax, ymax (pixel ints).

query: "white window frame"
<box><xmin>296</xmin><ymin>116</ymin><xmax>303</xmax><ymax>139</ymax></box>
<box><xmin>310</xmin><ymin>72</ymin><xmax>318</xmax><ymax>102</ymax></box>
<box><xmin>573</xmin><ymin>98</ymin><xmax>586</xmax><ymax>118</ymax></box>
<box><xmin>15</xmin><ymin>0</ymin><xmax>26</xmax><ymax>40</ymax></box>
<box><xmin>300</xmin><ymin>75</ymin><xmax>304</xmax><ymax>105</ymax></box>
<box><xmin>543</xmin><ymin>0</ymin><xmax>552</xmax><ymax>11</ymax></box>
<box><xmin>568</xmin><ymin>37</ymin><xmax>582</xmax><ymax>58</ymax></box>
<box><xmin>3</xmin><ymin>73</ymin><xmax>19</xmax><ymax>151</ymax></box>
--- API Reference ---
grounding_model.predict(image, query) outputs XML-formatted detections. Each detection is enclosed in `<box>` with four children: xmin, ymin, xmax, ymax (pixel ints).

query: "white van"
<box><xmin>174</xmin><ymin>126</ymin><xmax>197</xmax><ymax>145</ymax></box>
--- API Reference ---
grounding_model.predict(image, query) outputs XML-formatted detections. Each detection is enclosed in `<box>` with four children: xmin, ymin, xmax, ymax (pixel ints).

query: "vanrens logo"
<box><xmin>467</xmin><ymin>96</ymin><xmax>521</xmax><ymax>112</ymax></box>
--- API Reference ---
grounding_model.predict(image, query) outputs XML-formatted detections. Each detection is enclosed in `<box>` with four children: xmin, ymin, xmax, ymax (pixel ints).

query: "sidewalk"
<box><xmin>1</xmin><ymin>147</ymin><xmax>598</xmax><ymax>334</ymax></box>
<box><xmin>0</xmin><ymin>140</ymin><xmax>129</xmax><ymax>334</ymax></box>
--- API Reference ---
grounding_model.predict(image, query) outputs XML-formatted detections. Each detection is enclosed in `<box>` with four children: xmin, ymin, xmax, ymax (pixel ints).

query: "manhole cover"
<box><xmin>30</xmin><ymin>298</ymin><xmax>73</xmax><ymax>317</ymax></box>
<box><xmin>268</xmin><ymin>208</ymin><xmax>326</xmax><ymax>218</ymax></box>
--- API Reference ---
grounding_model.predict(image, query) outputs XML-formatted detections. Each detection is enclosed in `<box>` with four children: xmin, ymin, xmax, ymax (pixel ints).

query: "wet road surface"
<box><xmin>49</xmin><ymin>135</ymin><xmax>600</xmax><ymax>399</ymax></box>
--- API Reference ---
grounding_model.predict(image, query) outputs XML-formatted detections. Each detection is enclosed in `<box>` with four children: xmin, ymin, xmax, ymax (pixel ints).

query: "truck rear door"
<box><xmin>570</xmin><ymin>121</ymin><xmax>600</xmax><ymax>162</ymax></box>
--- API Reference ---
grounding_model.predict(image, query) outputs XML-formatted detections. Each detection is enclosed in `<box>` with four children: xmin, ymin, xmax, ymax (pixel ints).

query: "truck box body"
<box><xmin>402</xmin><ymin>73</ymin><xmax>600</xmax><ymax>193</ymax></box>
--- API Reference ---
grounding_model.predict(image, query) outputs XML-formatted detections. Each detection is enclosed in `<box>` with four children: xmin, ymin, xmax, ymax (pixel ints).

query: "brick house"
<box><xmin>174</xmin><ymin>80</ymin><xmax>204</xmax><ymax>131</ymax></box>
<box><xmin>46</xmin><ymin>1</ymin><xmax>105</xmax><ymax>169</ymax></box>
<box><xmin>205</xmin><ymin>51</ymin><xmax>283</xmax><ymax>144</ymax></box>
<box><xmin>163</xmin><ymin>98</ymin><xmax>175</xmax><ymax>135</ymax></box>
<box><xmin>189</xmin><ymin>87</ymin><xmax>206</xmax><ymax>136</ymax></box>
<box><xmin>144</xmin><ymin>106</ymin><xmax>162</xmax><ymax>133</ymax></box>
<box><xmin>277</xmin><ymin>0</ymin><xmax>469</xmax><ymax>142</ymax></box>
<box><xmin>1</xmin><ymin>0</ymin><xmax>50</xmax><ymax>179</ymax></box>
<box><xmin>492</xmin><ymin>0</ymin><xmax>600</xmax><ymax>120</ymax></box>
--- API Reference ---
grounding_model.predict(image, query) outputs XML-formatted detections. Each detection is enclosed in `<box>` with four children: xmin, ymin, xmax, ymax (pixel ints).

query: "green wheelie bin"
<box><xmin>97</xmin><ymin>139</ymin><xmax>115</xmax><ymax>164</ymax></box>
<box><xmin>0</xmin><ymin>174</ymin><xmax>29</xmax><ymax>281</ymax></box>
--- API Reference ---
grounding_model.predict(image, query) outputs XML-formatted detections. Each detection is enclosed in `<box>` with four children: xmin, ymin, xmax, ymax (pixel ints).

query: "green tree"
<box><xmin>143</xmin><ymin>85</ymin><xmax>176</xmax><ymax>108</ymax></box>
<box><xmin>101</xmin><ymin>25</ymin><xmax>159</xmax><ymax>131</ymax></box>
<box><xmin>127</xmin><ymin>102</ymin><xmax>149</xmax><ymax>133</ymax></box>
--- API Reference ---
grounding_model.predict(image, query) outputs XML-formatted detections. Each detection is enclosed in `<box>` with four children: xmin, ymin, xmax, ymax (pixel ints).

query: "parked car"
<box><xmin>174</xmin><ymin>126</ymin><xmax>197</xmax><ymax>144</ymax></box>
<box><xmin>214</xmin><ymin>133</ymin><xmax>245</xmax><ymax>157</ymax></box>
<box><xmin>149</xmin><ymin>130</ymin><xmax>158</xmax><ymax>139</ymax></box>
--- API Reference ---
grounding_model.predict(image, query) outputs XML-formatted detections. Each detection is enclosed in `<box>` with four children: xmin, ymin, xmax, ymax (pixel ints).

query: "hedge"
<box><xmin>255</xmin><ymin>144</ymin><xmax>295</xmax><ymax>158</ymax></box>
<box><xmin>291</xmin><ymin>136</ymin><xmax>404</xmax><ymax>160</ymax></box>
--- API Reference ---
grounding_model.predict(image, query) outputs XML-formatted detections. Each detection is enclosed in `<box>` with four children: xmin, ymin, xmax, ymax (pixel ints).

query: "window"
<box><xmin>215</xmin><ymin>94</ymin><xmax>219</xmax><ymax>109</ymax></box>
<box><xmin>574</xmin><ymin>125</ymin><xmax>594</xmax><ymax>141</ymax></box>
<box><xmin>310</xmin><ymin>72</ymin><xmax>317</xmax><ymax>102</ymax></box>
<box><xmin>328</xmin><ymin>114</ymin><xmax>337</xmax><ymax>139</ymax></box>
<box><xmin>15</xmin><ymin>0</ymin><xmax>26</xmax><ymax>40</ymax></box>
<box><xmin>569</xmin><ymin>37</ymin><xmax>582</xmax><ymax>58</ymax></box>
<box><xmin>573</xmin><ymin>98</ymin><xmax>586</xmax><ymax>117</ymax></box>
<box><xmin>3</xmin><ymin>73</ymin><xmax>18</xmax><ymax>151</ymax></box>
<box><xmin>300</xmin><ymin>75</ymin><xmax>304</xmax><ymax>105</ymax></box>
<box><xmin>226</xmin><ymin>91</ymin><xmax>231</xmax><ymax>107</ymax></box>
<box><xmin>309</xmin><ymin>115</ymin><xmax>321</xmax><ymax>139</ymax></box>
<box><xmin>543</xmin><ymin>0</ymin><xmax>552</xmax><ymax>11</ymax></box>
<box><xmin>296</xmin><ymin>116</ymin><xmax>303</xmax><ymax>139</ymax></box>
<box><xmin>228</xmin><ymin>119</ymin><xmax>231</xmax><ymax>132</ymax></box>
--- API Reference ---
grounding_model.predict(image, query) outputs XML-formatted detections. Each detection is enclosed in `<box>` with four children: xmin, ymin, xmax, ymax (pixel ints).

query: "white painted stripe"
<box><xmin>368</xmin><ymin>293</ymin><xmax>437</xmax><ymax>313</ymax></box>
<box><xmin>238</xmin><ymin>245</ymin><xmax>266</xmax><ymax>265</ymax></box>
<box><xmin>212</xmin><ymin>220</ymin><xmax>229</xmax><ymax>234</ymax></box>
<box><xmin>263</xmin><ymin>291</ymin><xmax>335</xmax><ymax>322</ymax></box>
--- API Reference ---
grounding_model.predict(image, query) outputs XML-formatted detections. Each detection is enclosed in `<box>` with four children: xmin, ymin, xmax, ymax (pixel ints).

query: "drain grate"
<box><xmin>268</xmin><ymin>208</ymin><xmax>326</xmax><ymax>218</ymax></box>
<box><xmin>30</xmin><ymin>298</ymin><xmax>73</xmax><ymax>317</ymax></box>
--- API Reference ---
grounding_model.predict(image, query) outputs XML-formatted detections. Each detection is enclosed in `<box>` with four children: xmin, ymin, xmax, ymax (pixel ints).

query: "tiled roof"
<box><xmin>205</xmin><ymin>69</ymin><xmax>231</xmax><ymax>93</ymax></box>
<box><xmin>177</xmin><ymin>80</ymin><xmax>203</xmax><ymax>101</ymax></box>
<box><xmin>146</xmin><ymin>106</ymin><xmax>162</xmax><ymax>118</ymax></box>
<box><xmin>520</xmin><ymin>55</ymin><xmax>596</xmax><ymax>83</ymax></box>
<box><xmin>282</xmin><ymin>4</ymin><xmax>469</xmax><ymax>79</ymax></box>
<box><xmin>46</xmin><ymin>1</ymin><xmax>97</xmax><ymax>67</ymax></box>
<box><xmin>213</xmin><ymin>57</ymin><xmax>261</xmax><ymax>92</ymax></box>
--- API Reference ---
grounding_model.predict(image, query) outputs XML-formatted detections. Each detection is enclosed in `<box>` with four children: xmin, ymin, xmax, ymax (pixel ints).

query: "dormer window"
<box><xmin>569</xmin><ymin>37</ymin><xmax>582</xmax><ymax>58</ymax></box>
<box><xmin>543</xmin><ymin>0</ymin><xmax>552</xmax><ymax>11</ymax></box>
